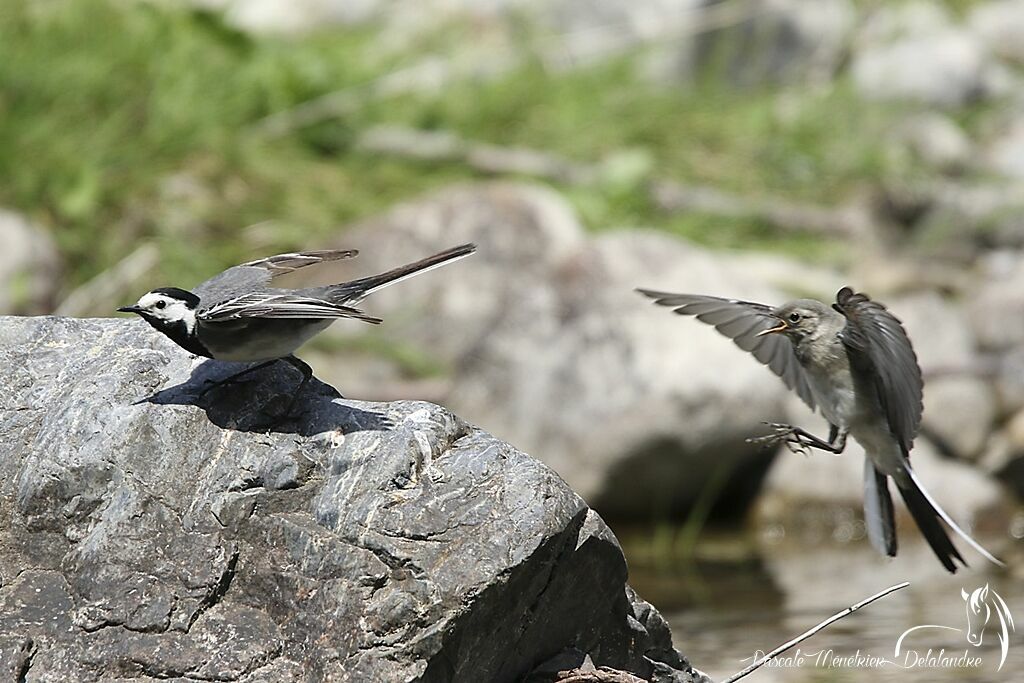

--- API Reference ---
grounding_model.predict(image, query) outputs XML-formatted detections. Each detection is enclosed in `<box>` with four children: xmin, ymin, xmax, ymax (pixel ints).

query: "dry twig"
<box><xmin>719</xmin><ymin>581</ymin><xmax>910</xmax><ymax>683</ymax></box>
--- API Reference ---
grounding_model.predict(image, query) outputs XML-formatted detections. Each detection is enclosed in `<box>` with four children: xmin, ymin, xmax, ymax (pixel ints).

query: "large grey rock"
<box><xmin>982</xmin><ymin>409</ymin><xmax>1024</xmax><ymax>499</ymax></box>
<box><xmin>0</xmin><ymin>315</ymin><xmax>702</xmax><ymax>682</ymax></box>
<box><xmin>0</xmin><ymin>209</ymin><xmax>60</xmax><ymax>315</ymax></box>
<box><xmin>894</xmin><ymin>112</ymin><xmax>973</xmax><ymax>173</ymax></box>
<box><xmin>695</xmin><ymin>0</ymin><xmax>853</xmax><ymax>85</ymax></box>
<box><xmin>315</xmin><ymin>182</ymin><xmax>845</xmax><ymax>521</ymax></box>
<box><xmin>852</xmin><ymin>29</ymin><xmax>994</xmax><ymax>108</ymax></box>
<box><xmin>894</xmin><ymin>292</ymin><xmax>996</xmax><ymax>461</ymax></box>
<box><xmin>970</xmin><ymin>0</ymin><xmax>1024</xmax><ymax>64</ymax></box>
<box><xmin>644</xmin><ymin>0</ymin><xmax>854</xmax><ymax>87</ymax></box>
<box><xmin>984</xmin><ymin>117</ymin><xmax>1024</xmax><ymax>181</ymax></box>
<box><xmin>191</xmin><ymin>0</ymin><xmax>390</xmax><ymax>35</ymax></box>
<box><xmin>967</xmin><ymin>250</ymin><xmax>1024</xmax><ymax>354</ymax></box>
<box><xmin>851</xmin><ymin>2</ymin><xmax>1003</xmax><ymax>108</ymax></box>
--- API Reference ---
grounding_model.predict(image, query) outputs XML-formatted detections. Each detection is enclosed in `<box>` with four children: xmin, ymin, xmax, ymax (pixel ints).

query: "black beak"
<box><xmin>118</xmin><ymin>306</ymin><xmax>142</xmax><ymax>314</ymax></box>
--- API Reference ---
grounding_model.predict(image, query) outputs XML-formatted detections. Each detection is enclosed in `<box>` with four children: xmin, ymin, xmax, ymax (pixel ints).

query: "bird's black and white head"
<box><xmin>759</xmin><ymin>299</ymin><xmax>836</xmax><ymax>342</ymax></box>
<box><xmin>119</xmin><ymin>287</ymin><xmax>199</xmax><ymax>329</ymax></box>
<box><xmin>118</xmin><ymin>287</ymin><xmax>210</xmax><ymax>356</ymax></box>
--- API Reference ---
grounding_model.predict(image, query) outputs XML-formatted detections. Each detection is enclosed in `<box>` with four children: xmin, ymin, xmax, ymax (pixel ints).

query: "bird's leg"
<box><xmin>748</xmin><ymin>422</ymin><xmax>848</xmax><ymax>456</ymax></box>
<box><xmin>198</xmin><ymin>359</ymin><xmax>279</xmax><ymax>396</ymax></box>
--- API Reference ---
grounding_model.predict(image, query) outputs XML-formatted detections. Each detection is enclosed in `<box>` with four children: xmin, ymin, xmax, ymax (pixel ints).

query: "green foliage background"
<box><xmin>0</xmin><ymin>0</ymin><xmax>984</xmax><ymax>293</ymax></box>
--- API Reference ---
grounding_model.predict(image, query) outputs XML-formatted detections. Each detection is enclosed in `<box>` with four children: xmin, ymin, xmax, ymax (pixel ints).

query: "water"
<box><xmin>623</xmin><ymin>532</ymin><xmax>1022</xmax><ymax>683</ymax></box>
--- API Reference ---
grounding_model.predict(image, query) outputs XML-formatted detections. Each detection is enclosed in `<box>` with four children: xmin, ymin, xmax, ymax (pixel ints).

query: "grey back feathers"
<box><xmin>191</xmin><ymin>244</ymin><xmax>475</xmax><ymax>325</ymax></box>
<box><xmin>192</xmin><ymin>249</ymin><xmax>360</xmax><ymax>311</ymax></box>
<box><xmin>193</xmin><ymin>249</ymin><xmax>359</xmax><ymax>302</ymax></box>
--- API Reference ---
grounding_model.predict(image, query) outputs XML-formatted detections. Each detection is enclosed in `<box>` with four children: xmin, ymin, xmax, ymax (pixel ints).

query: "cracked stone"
<box><xmin>0</xmin><ymin>315</ymin><xmax>704</xmax><ymax>682</ymax></box>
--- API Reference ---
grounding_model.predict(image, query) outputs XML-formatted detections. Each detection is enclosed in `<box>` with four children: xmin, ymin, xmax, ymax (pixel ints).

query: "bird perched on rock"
<box><xmin>638</xmin><ymin>286</ymin><xmax>1002</xmax><ymax>573</ymax></box>
<box><xmin>120</xmin><ymin>243</ymin><xmax>476</xmax><ymax>417</ymax></box>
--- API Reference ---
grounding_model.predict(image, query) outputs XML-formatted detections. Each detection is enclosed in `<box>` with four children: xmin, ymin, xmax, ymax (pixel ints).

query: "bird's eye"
<box><xmin>788</xmin><ymin>312</ymin><xmax>801</xmax><ymax>323</ymax></box>
<box><xmin>155</xmin><ymin>300</ymin><xmax>166</xmax><ymax>310</ymax></box>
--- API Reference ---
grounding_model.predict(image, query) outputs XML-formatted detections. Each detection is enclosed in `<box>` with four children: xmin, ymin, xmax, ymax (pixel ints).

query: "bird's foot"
<box><xmin>747</xmin><ymin>422</ymin><xmax>812</xmax><ymax>457</ymax></box>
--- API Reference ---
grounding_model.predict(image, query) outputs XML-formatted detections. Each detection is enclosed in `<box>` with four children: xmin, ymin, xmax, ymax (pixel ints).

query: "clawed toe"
<box><xmin>747</xmin><ymin>423</ymin><xmax>811</xmax><ymax>456</ymax></box>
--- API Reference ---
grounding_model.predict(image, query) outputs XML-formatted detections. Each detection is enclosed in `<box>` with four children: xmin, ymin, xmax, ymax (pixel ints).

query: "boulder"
<box><xmin>894</xmin><ymin>112</ymin><xmax>973</xmax><ymax>173</ymax></box>
<box><xmin>984</xmin><ymin>116</ymin><xmax>1024</xmax><ymax>181</ymax></box>
<box><xmin>0</xmin><ymin>209</ymin><xmax>61</xmax><ymax>315</ymax></box>
<box><xmin>893</xmin><ymin>292</ymin><xmax>996</xmax><ymax>461</ymax></box>
<box><xmin>646</xmin><ymin>0</ymin><xmax>854</xmax><ymax>87</ymax></box>
<box><xmin>970</xmin><ymin>0</ymin><xmax>1024</xmax><ymax>64</ymax></box>
<box><xmin>967</xmin><ymin>250</ymin><xmax>1024</xmax><ymax>354</ymax></box>
<box><xmin>0</xmin><ymin>315</ymin><xmax>702</xmax><ymax>683</ymax></box>
<box><xmin>852</xmin><ymin>29</ymin><xmax>994</xmax><ymax>108</ymax></box>
<box><xmin>851</xmin><ymin>2</ymin><xmax>1004</xmax><ymax>108</ymax></box>
<box><xmin>194</xmin><ymin>0</ymin><xmax>389</xmax><ymax>35</ymax></box>
<box><xmin>318</xmin><ymin>183</ymin><xmax>844</xmax><ymax>522</ymax></box>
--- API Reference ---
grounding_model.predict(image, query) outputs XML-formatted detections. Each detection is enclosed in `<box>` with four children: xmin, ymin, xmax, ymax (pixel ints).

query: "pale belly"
<box><xmin>197</xmin><ymin>318</ymin><xmax>334</xmax><ymax>362</ymax></box>
<box><xmin>806</xmin><ymin>370</ymin><xmax>858</xmax><ymax>428</ymax></box>
<box><xmin>799</xmin><ymin>346</ymin><xmax>910</xmax><ymax>477</ymax></box>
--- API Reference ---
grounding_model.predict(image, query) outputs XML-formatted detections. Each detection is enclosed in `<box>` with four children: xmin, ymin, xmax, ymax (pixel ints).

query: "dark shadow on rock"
<box><xmin>141</xmin><ymin>358</ymin><xmax>393</xmax><ymax>436</ymax></box>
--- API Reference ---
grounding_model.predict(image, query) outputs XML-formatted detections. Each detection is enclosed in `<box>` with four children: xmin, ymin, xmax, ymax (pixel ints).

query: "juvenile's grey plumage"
<box><xmin>638</xmin><ymin>286</ymin><xmax>1003</xmax><ymax>573</ymax></box>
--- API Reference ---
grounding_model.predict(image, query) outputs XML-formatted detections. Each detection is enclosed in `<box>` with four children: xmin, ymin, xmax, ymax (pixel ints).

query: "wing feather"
<box><xmin>237</xmin><ymin>249</ymin><xmax>359</xmax><ymax>277</ymax></box>
<box><xmin>833</xmin><ymin>287</ymin><xmax>923</xmax><ymax>450</ymax></box>
<box><xmin>199</xmin><ymin>292</ymin><xmax>381</xmax><ymax>324</ymax></box>
<box><xmin>193</xmin><ymin>249</ymin><xmax>360</xmax><ymax>301</ymax></box>
<box><xmin>637</xmin><ymin>289</ymin><xmax>816</xmax><ymax>411</ymax></box>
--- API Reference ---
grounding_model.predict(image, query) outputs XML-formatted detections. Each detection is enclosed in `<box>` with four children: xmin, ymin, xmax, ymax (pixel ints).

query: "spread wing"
<box><xmin>637</xmin><ymin>289</ymin><xmax>816</xmax><ymax>411</ymax></box>
<box><xmin>193</xmin><ymin>249</ymin><xmax>359</xmax><ymax>299</ymax></box>
<box><xmin>833</xmin><ymin>287</ymin><xmax>923</xmax><ymax>450</ymax></box>
<box><xmin>199</xmin><ymin>292</ymin><xmax>381</xmax><ymax>324</ymax></box>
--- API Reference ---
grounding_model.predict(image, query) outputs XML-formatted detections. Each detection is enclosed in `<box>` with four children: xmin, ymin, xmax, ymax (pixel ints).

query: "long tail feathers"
<box><xmin>903</xmin><ymin>465</ymin><xmax>1005</xmax><ymax>568</ymax></box>
<box><xmin>332</xmin><ymin>243</ymin><xmax>476</xmax><ymax>302</ymax></box>
<box><xmin>863</xmin><ymin>460</ymin><xmax>897</xmax><ymax>557</ymax></box>
<box><xmin>896</xmin><ymin>476</ymin><xmax>964</xmax><ymax>573</ymax></box>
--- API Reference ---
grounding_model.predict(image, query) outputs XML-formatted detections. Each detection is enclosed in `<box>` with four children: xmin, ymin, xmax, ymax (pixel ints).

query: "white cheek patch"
<box><xmin>180</xmin><ymin>305</ymin><xmax>197</xmax><ymax>334</ymax></box>
<box><xmin>137</xmin><ymin>292</ymin><xmax>196</xmax><ymax>330</ymax></box>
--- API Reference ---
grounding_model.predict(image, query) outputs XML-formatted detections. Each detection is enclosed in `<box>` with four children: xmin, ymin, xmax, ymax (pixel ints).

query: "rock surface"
<box><xmin>0</xmin><ymin>315</ymin><xmax>702</xmax><ymax>683</ymax></box>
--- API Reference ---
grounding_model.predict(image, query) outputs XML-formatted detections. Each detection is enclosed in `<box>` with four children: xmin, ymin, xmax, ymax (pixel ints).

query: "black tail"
<box><xmin>331</xmin><ymin>243</ymin><xmax>476</xmax><ymax>302</ymax></box>
<box><xmin>863</xmin><ymin>461</ymin><xmax>897</xmax><ymax>558</ymax></box>
<box><xmin>896</xmin><ymin>477</ymin><xmax>966</xmax><ymax>573</ymax></box>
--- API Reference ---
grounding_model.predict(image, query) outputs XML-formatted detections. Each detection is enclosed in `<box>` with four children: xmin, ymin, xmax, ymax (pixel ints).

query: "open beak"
<box><xmin>756</xmin><ymin>319</ymin><xmax>789</xmax><ymax>337</ymax></box>
<box><xmin>118</xmin><ymin>305</ymin><xmax>142</xmax><ymax>314</ymax></box>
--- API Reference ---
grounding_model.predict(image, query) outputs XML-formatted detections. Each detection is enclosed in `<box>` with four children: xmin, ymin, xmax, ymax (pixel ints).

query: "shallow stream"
<box><xmin>623</xmin><ymin>531</ymin><xmax>1022</xmax><ymax>683</ymax></box>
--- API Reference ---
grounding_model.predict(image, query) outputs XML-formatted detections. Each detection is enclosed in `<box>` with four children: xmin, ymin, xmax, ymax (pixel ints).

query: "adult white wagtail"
<box><xmin>119</xmin><ymin>243</ymin><xmax>476</xmax><ymax>415</ymax></box>
<box><xmin>638</xmin><ymin>286</ymin><xmax>1003</xmax><ymax>573</ymax></box>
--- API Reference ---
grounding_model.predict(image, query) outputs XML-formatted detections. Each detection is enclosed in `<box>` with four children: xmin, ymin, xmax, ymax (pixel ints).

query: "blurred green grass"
<box><xmin>0</xmin><ymin>0</ymin><xmax>942</xmax><ymax>294</ymax></box>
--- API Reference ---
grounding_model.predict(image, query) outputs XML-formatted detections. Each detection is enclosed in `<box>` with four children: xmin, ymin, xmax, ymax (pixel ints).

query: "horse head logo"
<box><xmin>897</xmin><ymin>583</ymin><xmax>1015</xmax><ymax>672</ymax></box>
<box><xmin>961</xmin><ymin>584</ymin><xmax>1015</xmax><ymax>669</ymax></box>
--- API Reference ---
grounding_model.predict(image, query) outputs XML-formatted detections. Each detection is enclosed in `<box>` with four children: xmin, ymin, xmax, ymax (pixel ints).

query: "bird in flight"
<box><xmin>638</xmin><ymin>286</ymin><xmax>1003</xmax><ymax>573</ymax></box>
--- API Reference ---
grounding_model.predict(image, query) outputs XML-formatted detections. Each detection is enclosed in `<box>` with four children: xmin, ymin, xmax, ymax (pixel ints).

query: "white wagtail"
<box><xmin>120</xmin><ymin>243</ymin><xmax>476</xmax><ymax>416</ymax></box>
<box><xmin>638</xmin><ymin>286</ymin><xmax>1003</xmax><ymax>573</ymax></box>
